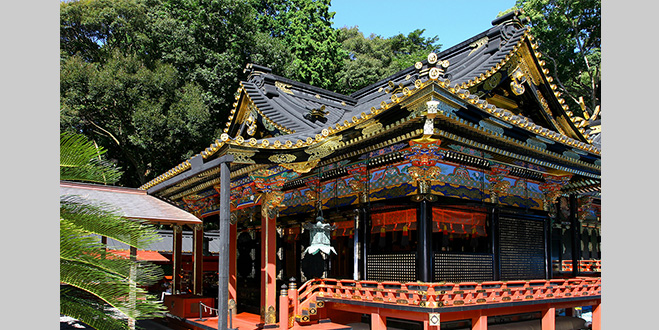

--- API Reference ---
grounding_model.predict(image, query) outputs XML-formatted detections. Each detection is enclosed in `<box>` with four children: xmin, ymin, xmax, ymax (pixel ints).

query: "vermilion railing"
<box><xmin>280</xmin><ymin>277</ymin><xmax>600</xmax><ymax>329</ymax></box>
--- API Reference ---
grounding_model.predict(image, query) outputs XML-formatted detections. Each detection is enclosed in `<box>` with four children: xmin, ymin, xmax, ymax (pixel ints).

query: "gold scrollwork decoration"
<box><xmin>265</xmin><ymin>305</ymin><xmax>277</xmax><ymax>324</ymax></box>
<box><xmin>227</xmin><ymin>148</ymin><xmax>257</xmax><ymax>164</ymax></box>
<box><xmin>469</xmin><ymin>36</ymin><xmax>489</xmax><ymax>55</ymax></box>
<box><xmin>360</xmin><ymin>121</ymin><xmax>383</xmax><ymax>136</ymax></box>
<box><xmin>275</xmin><ymin>81</ymin><xmax>294</xmax><ymax>95</ymax></box>
<box><xmin>279</xmin><ymin>159</ymin><xmax>320</xmax><ymax>174</ymax></box>
<box><xmin>484</xmin><ymin>72</ymin><xmax>501</xmax><ymax>91</ymax></box>
<box><xmin>262</xmin><ymin>191</ymin><xmax>285</xmax><ymax>219</ymax></box>
<box><xmin>493</xmin><ymin>180</ymin><xmax>511</xmax><ymax>195</ymax></box>
<box><xmin>305</xmin><ymin>136</ymin><xmax>342</xmax><ymax>161</ymax></box>
<box><xmin>268</xmin><ymin>153</ymin><xmax>297</xmax><ymax>164</ymax></box>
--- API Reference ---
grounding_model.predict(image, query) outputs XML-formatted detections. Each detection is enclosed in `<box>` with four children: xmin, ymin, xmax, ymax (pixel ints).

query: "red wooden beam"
<box><xmin>371</xmin><ymin>312</ymin><xmax>386</xmax><ymax>330</ymax></box>
<box><xmin>592</xmin><ymin>303</ymin><xmax>601</xmax><ymax>330</ymax></box>
<box><xmin>472</xmin><ymin>314</ymin><xmax>487</xmax><ymax>330</ymax></box>
<box><xmin>542</xmin><ymin>308</ymin><xmax>555</xmax><ymax>330</ymax></box>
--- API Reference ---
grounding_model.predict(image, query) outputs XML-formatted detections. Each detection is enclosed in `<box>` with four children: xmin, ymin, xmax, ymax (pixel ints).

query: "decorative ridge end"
<box><xmin>243</xmin><ymin>63</ymin><xmax>273</xmax><ymax>76</ymax></box>
<box><xmin>491</xmin><ymin>9</ymin><xmax>528</xmax><ymax>26</ymax></box>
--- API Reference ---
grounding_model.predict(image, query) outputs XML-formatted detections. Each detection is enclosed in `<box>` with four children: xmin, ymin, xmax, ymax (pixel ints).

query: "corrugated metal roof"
<box><xmin>60</xmin><ymin>181</ymin><xmax>201</xmax><ymax>225</ymax></box>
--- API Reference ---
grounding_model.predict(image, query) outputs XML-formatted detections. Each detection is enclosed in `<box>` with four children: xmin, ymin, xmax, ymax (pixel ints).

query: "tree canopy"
<box><xmin>253</xmin><ymin>0</ymin><xmax>346</xmax><ymax>90</ymax></box>
<box><xmin>512</xmin><ymin>0</ymin><xmax>601</xmax><ymax>117</ymax></box>
<box><xmin>335</xmin><ymin>27</ymin><xmax>440</xmax><ymax>95</ymax></box>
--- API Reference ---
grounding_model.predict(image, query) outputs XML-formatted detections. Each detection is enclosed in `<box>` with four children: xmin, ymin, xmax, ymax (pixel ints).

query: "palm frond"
<box><xmin>60</xmin><ymin>132</ymin><xmax>122</xmax><ymax>184</ymax></box>
<box><xmin>60</xmin><ymin>220</ymin><xmax>164</xmax><ymax>286</ymax></box>
<box><xmin>59</xmin><ymin>131</ymin><xmax>167</xmax><ymax>328</ymax></box>
<box><xmin>61</xmin><ymin>260</ymin><xmax>167</xmax><ymax>320</ymax></box>
<box><xmin>61</xmin><ymin>287</ymin><xmax>130</xmax><ymax>330</ymax></box>
<box><xmin>61</xmin><ymin>195</ymin><xmax>161</xmax><ymax>249</ymax></box>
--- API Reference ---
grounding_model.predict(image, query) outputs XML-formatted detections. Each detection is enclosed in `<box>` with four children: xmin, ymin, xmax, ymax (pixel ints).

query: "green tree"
<box><xmin>253</xmin><ymin>0</ymin><xmax>346</xmax><ymax>90</ymax></box>
<box><xmin>512</xmin><ymin>0</ymin><xmax>601</xmax><ymax>117</ymax></box>
<box><xmin>60</xmin><ymin>0</ymin><xmax>153</xmax><ymax>63</ymax></box>
<box><xmin>335</xmin><ymin>27</ymin><xmax>441</xmax><ymax>94</ymax></box>
<box><xmin>61</xmin><ymin>0</ymin><xmax>297</xmax><ymax>187</ymax></box>
<box><xmin>61</xmin><ymin>0</ymin><xmax>216</xmax><ymax>187</ymax></box>
<box><xmin>60</xmin><ymin>51</ymin><xmax>212</xmax><ymax>186</ymax></box>
<box><xmin>148</xmin><ymin>0</ymin><xmax>262</xmax><ymax>119</ymax></box>
<box><xmin>60</xmin><ymin>132</ymin><xmax>166</xmax><ymax>330</ymax></box>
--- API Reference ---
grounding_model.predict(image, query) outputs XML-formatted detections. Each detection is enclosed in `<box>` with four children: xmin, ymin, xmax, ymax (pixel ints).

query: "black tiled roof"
<box><xmin>140</xmin><ymin>11</ymin><xmax>600</xmax><ymax>194</ymax></box>
<box><xmin>239</xmin><ymin>12</ymin><xmax>530</xmax><ymax>142</ymax></box>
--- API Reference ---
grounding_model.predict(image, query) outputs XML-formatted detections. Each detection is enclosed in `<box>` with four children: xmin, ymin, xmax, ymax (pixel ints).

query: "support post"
<box><xmin>423</xmin><ymin>320</ymin><xmax>440</xmax><ymax>330</ymax></box>
<box><xmin>371</xmin><ymin>312</ymin><xmax>386</xmax><ymax>330</ymax></box>
<box><xmin>545</xmin><ymin>213</ymin><xmax>551</xmax><ymax>280</ymax></box>
<box><xmin>193</xmin><ymin>223</ymin><xmax>204</xmax><ymax>295</ymax></box>
<box><xmin>261</xmin><ymin>198</ymin><xmax>278</xmax><ymax>326</ymax></box>
<box><xmin>172</xmin><ymin>224</ymin><xmax>183</xmax><ymax>294</ymax></box>
<box><xmin>353</xmin><ymin>208</ymin><xmax>361</xmax><ymax>280</ymax></box>
<box><xmin>249</xmin><ymin>168</ymin><xmax>298</xmax><ymax>327</ymax></box>
<box><xmin>592</xmin><ymin>303</ymin><xmax>601</xmax><ymax>330</ymax></box>
<box><xmin>101</xmin><ymin>236</ymin><xmax>108</xmax><ymax>259</ymax></box>
<box><xmin>279</xmin><ymin>285</ymin><xmax>289</xmax><ymax>330</ymax></box>
<box><xmin>542</xmin><ymin>307</ymin><xmax>555</xmax><ymax>330</ymax></box>
<box><xmin>128</xmin><ymin>244</ymin><xmax>137</xmax><ymax>330</ymax></box>
<box><xmin>417</xmin><ymin>199</ymin><xmax>432</xmax><ymax>282</ymax></box>
<box><xmin>472</xmin><ymin>314</ymin><xmax>487</xmax><ymax>330</ymax></box>
<box><xmin>346</xmin><ymin>161</ymin><xmax>369</xmax><ymax>281</ymax></box>
<box><xmin>569</xmin><ymin>194</ymin><xmax>580</xmax><ymax>278</ymax></box>
<box><xmin>217</xmin><ymin>158</ymin><xmax>233</xmax><ymax>330</ymax></box>
<box><xmin>229</xmin><ymin>221</ymin><xmax>238</xmax><ymax>307</ymax></box>
<box><xmin>288</xmin><ymin>278</ymin><xmax>299</xmax><ymax>327</ymax></box>
<box><xmin>491</xmin><ymin>206</ymin><xmax>500</xmax><ymax>281</ymax></box>
<box><xmin>362</xmin><ymin>206</ymin><xmax>370</xmax><ymax>280</ymax></box>
<box><xmin>564</xmin><ymin>307</ymin><xmax>573</xmax><ymax>316</ymax></box>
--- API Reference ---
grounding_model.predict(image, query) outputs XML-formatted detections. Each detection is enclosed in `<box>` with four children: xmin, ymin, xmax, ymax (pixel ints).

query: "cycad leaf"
<box><xmin>60</xmin><ymin>132</ymin><xmax>122</xmax><ymax>184</ymax></box>
<box><xmin>60</xmin><ymin>195</ymin><xmax>161</xmax><ymax>248</ymax></box>
<box><xmin>60</xmin><ymin>287</ymin><xmax>130</xmax><ymax>330</ymax></box>
<box><xmin>60</xmin><ymin>220</ymin><xmax>164</xmax><ymax>286</ymax></box>
<box><xmin>59</xmin><ymin>131</ymin><xmax>166</xmax><ymax>328</ymax></box>
<box><xmin>61</xmin><ymin>260</ymin><xmax>166</xmax><ymax>320</ymax></box>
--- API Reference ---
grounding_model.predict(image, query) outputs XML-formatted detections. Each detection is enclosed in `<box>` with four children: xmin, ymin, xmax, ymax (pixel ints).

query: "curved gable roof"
<box><xmin>139</xmin><ymin>11</ymin><xmax>600</xmax><ymax>193</ymax></box>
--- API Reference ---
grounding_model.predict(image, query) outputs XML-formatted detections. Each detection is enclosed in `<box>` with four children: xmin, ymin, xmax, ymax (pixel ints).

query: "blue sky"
<box><xmin>330</xmin><ymin>0</ymin><xmax>518</xmax><ymax>50</ymax></box>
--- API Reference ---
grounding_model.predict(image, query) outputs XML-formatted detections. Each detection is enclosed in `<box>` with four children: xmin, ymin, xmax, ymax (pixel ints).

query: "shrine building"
<box><xmin>137</xmin><ymin>11</ymin><xmax>601</xmax><ymax>330</ymax></box>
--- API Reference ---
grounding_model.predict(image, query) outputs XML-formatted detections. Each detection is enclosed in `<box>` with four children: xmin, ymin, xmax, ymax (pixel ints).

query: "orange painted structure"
<box><xmin>159</xmin><ymin>276</ymin><xmax>600</xmax><ymax>330</ymax></box>
<box><xmin>163</xmin><ymin>294</ymin><xmax>216</xmax><ymax>319</ymax></box>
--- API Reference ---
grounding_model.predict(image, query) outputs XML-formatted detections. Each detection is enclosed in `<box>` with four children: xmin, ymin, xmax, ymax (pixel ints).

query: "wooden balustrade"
<box><xmin>281</xmin><ymin>277</ymin><xmax>601</xmax><ymax>327</ymax></box>
<box><xmin>295</xmin><ymin>277</ymin><xmax>600</xmax><ymax>309</ymax></box>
